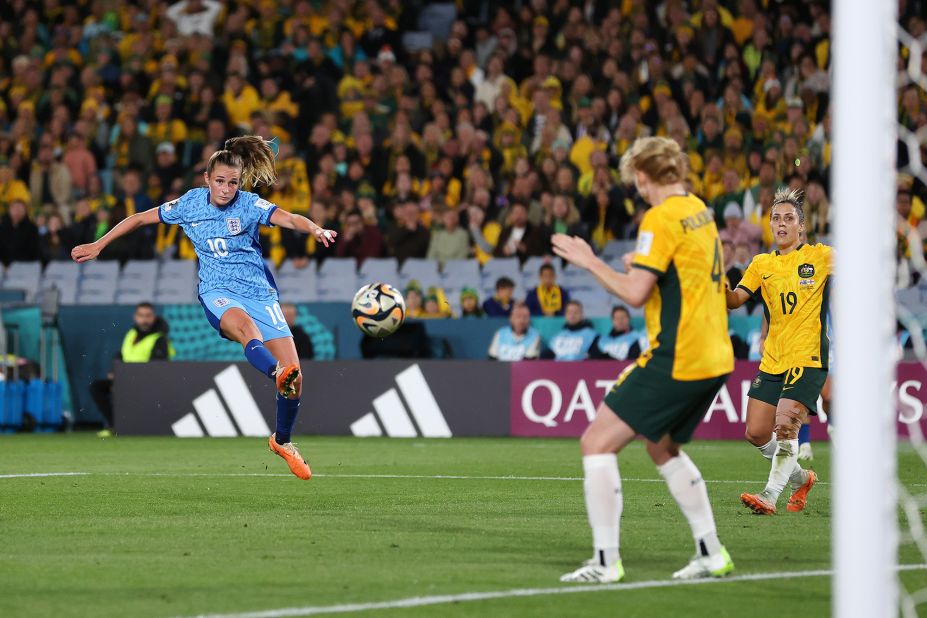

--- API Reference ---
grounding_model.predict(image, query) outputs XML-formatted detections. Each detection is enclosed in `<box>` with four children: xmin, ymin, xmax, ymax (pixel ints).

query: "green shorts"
<box><xmin>747</xmin><ymin>367</ymin><xmax>828</xmax><ymax>414</ymax></box>
<box><xmin>603</xmin><ymin>365</ymin><xmax>729</xmax><ymax>444</ymax></box>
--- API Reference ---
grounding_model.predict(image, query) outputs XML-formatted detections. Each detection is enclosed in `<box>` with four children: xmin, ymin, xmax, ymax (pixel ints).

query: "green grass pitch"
<box><xmin>0</xmin><ymin>435</ymin><xmax>924</xmax><ymax>618</ymax></box>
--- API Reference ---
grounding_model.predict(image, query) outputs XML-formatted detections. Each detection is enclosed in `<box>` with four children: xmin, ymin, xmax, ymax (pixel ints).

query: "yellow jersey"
<box><xmin>632</xmin><ymin>194</ymin><xmax>734</xmax><ymax>380</ymax></box>
<box><xmin>738</xmin><ymin>243</ymin><xmax>833</xmax><ymax>374</ymax></box>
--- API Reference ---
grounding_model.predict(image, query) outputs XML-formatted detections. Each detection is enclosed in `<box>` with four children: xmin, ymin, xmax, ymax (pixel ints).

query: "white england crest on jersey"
<box><xmin>214</xmin><ymin>297</ymin><xmax>230</xmax><ymax>307</ymax></box>
<box><xmin>226</xmin><ymin>218</ymin><xmax>242</xmax><ymax>234</ymax></box>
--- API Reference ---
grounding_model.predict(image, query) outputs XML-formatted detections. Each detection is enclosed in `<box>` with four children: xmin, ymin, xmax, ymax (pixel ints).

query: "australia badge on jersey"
<box><xmin>798</xmin><ymin>263</ymin><xmax>816</xmax><ymax>288</ymax></box>
<box><xmin>226</xmin><ymin>218</ymin><xmax>242</xmax><ymax>235</ymax></box>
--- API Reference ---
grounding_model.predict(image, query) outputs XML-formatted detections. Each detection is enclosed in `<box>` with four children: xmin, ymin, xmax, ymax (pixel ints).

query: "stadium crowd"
<box><xmin>0</xmin><ymin>0</ymin><xmax>925</xmax><ymax>304</ymax></box>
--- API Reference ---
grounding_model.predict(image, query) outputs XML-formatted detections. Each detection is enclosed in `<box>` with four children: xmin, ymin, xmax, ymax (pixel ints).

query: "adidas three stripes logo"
<box><xmin>350</xmin><ymin>365</ymin><xmax>452</xmax><ymax>438</ymax></box>
<box><xmin>172</xmin><ymin>366</ymin><xmax>271</xmax><ymax>437</ymax></box>
<box><xmin>171</xmin><ymin>363</ymin><xmax>451</xmax><ymax>438</ymax></box>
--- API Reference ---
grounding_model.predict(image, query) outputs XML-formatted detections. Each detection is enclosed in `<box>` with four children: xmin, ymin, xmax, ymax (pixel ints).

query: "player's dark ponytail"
<box><xmin>207</xmin><ymin>136</ymin><xmax>277</xmax><ymax>188</ymax></box>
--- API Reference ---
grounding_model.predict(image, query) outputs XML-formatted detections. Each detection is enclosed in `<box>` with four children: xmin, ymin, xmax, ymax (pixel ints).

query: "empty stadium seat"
<box><xmin>276</xmin><ymin>266</ymin><xmax>319</xmax><ymax>303</ymax></box>
<box><xmin>81</xmin><ymin>260</ymin><xmax>120</xmax><ymax>281</ymax></box>
<box><xmin>601</xmin><ymin>239</ymin><xmax>637</xmax><ymax>261</ymax></box>
<box><xmin>571</xmin><ymin>289</ymin><xmax>612</xmax><ymax>318</ymax></box>
<box><xmin>399</xmin><ymin>258</ymin><xmax>442</xmax><ymax>289</ymax></box>
<box><xmin>122</xmin><ymin>260</ymin><xmax>160</xmax><ymax>280</ymax></box>
<box><xmin>561</xmin><ymin>265</ymin><xmax>599</xmax><ymax>291</ymax></box>
<box><xmin>44</xmin><ymin>260</ymin><xmax>80</xmax><ymax>283</ymax></box>
<box><xmin>3</xmin><ymin>261</ymin><xmax>42</xmax><ymax>301</ymax></box>
<box><xmin>153</xmin><ymin>288</ymin><xmax>197</xmax><ymax>304</ymax></box>
<box><xmin>317</xmin><ymin>258</ymin><xmax>358</xmax><ymax>301</ymax></box>
<box><xmin>160</xmin><ymin>260</ymin><xmax>197</xmax><ymax>280</ymax></box>
<box><xmin>77</xmin><ymin>287</ymin><xmax>116</xmax><ymax>304</ymax></box>
<box><xmin>359</xmin><ymin>257</ymin><xmax>400</xmax><ymax>286</ymax></box>
<box><xmin>480</xmin><ymin>258</ymin><xmax>521</xmax><ymax>288</ymax></box>
<box><xmin>442</xmin><ymin>259</ymin><xmax>481</xmax><ymax>288</ymax></box>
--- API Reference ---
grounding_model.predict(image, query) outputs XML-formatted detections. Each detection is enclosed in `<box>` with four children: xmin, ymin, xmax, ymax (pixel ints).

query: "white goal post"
<box><xmin>832</xmin><ymin>0</ymin><xmax>898</xmax><ymax>617</ymax></box>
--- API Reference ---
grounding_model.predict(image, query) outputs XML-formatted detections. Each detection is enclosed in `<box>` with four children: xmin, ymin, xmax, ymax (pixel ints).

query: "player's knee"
<box><xmin>744</xmin><ymin>426</ymin><xmax>768</xmax><ymax>446</ymax></box>
<box><xmin>645</xmin><ymin>440</ymin><xmax>678</xmax><ymax>465</ymax></box>
<box><xmin>774</xmin><ymin>410</ymin><xmax>803</xmax><ymax>440</ymax></box>
<box><xmin>580</xmin><ymin>428</ymin><xmax>608</xmax><ymax>456</ymax></box>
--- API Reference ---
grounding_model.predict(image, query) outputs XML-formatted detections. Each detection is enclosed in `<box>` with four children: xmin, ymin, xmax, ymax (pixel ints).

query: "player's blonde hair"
<box><xmin>619</xmin><ymin>136</ymin><xmax>689</xmax><ymax>186</ymax></box>
<box><xmin>207</xmin><ymin>136</ymin><xmax>277</xmax><ymax>188</ymax></box>
<box><xmin>772</xmin><ymin>187</ymin><xmax>805</xmax><ymax>224</ymax></box>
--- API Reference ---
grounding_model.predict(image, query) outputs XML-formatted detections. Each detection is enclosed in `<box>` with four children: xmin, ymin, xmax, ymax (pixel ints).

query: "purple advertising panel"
<box><xmin>511</xmin><ymin>361</ymin><xmax>927</xmax><ymax>439</ymax></box>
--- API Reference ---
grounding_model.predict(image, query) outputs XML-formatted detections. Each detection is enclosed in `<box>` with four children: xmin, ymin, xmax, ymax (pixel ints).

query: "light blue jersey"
<box><xmin>489</xmin><ymin>327</ymin><xmax>541</xmax><ymax>361</ymax></box>
<box><xmin>159</xmin><ymin>187</ymin><xmax>292</xmax><ymax>342</ymax></box>
<box><xmin>549</xmin><ymin>324</ymin><xmax>598</xmax><ymax>361</ymax></box>
<box><xmin>595</xmin><ymin>330</ymin><xmax>641</xmax><ymax>360</ymax></box>
<box><xmin>159</xmin><ymin>187</ymin><xmax>279</xmax><ymax>301</ymax></box>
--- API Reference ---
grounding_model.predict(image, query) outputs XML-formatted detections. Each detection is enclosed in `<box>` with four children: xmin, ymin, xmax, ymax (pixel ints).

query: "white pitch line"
<box><xmin>2</xmin><ymin>471</ymin><xmax>925</xmax><ymax>488</ymax></box>
<box><xmin>0</xmin><ymin>472</ymin><xmax>88</xmax><ymax>479</ymax></box>
<box><xmin>175</xmin><ymin>564</ymin><xmax>927</xmax><ymax>618</ymax></box>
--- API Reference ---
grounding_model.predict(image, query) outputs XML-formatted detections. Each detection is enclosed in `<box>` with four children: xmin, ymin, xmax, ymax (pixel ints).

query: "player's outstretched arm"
<box><xmin>71</xmin><ymin>207</ymin><xmax>161</xmax><ymax>263</ymax></box>
<box><xmin>725</xmin><ymin>285</ymin><xmax>750</xmax><ymax>309</ymax></box>
<box><xmin>552</xmin><ymin>233</ymin><xmax>656</xmax><ymax>307</ymax></box>
<box><xmin>270</xmin><ymin>208</ymin><xmax>338</xmax><ymax>248</ymax></box>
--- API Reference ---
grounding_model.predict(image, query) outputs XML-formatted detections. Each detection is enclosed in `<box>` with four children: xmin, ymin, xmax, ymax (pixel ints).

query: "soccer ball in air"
<box><xmin>352</xmin><ymin>283</ymin><xmax>406</xmax><ymax>338</ymax></box>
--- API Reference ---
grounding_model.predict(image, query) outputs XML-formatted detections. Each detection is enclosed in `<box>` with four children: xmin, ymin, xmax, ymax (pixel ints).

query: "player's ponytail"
<box><xmin>206</xmin><ymin>136</ymin><xmax>277</xmax><ymax>188</ymax></box>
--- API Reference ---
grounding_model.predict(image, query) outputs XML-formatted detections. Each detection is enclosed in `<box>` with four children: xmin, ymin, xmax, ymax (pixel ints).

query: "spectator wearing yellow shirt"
<box><xmin>0</xmin><ymin>159</ymin><xmax>31</xmax><ymax>216</ymax></box>
<box><xmin>222</xmin><ymin>73</ymin><xmax>260</xmax><ymax>130</ymax></box>
<box><xmin>260</xmin><ymin>77</ymin><xmax>299</xmax><ymax>127</ymax></box>
<box><xmin>148</xmin><ymin>96</ymin><xmax>188</xmax><ymax>146</ymax></box>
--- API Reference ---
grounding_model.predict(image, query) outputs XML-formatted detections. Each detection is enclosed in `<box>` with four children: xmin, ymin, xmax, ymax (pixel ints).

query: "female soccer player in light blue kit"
<box><xmin>72</xmin><ymin>137</ymin><xmax>336</xmax><ymax>480</ymax></box>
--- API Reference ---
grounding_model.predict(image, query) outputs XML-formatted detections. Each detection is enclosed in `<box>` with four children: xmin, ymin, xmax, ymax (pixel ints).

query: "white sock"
<box><xmin>582</xmin><ymin>454</ymin><xmax>622</xmax><ymax>567</ymax></box>
<box><xmin>757</xmin><ymin>438</ymin><xmax>806</xmax><ymax>490</ymax></box>
<box><xmin>763</xmin><ymin>439</ymin><xmax>799</xmax><ymax>502</ymax></box>
<box><xmin>658</xmin><ymin>452</ymin><xmax>721</xmax><ymax>557</ymax></box>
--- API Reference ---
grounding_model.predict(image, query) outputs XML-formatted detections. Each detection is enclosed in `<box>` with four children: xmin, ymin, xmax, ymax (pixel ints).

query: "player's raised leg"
<box><xmin>559</xmin><ymin>403</ymin><xmax>635</xmax><ymax>583</ymax></box>
<box><xmin>264</xmin><ymin>336</ymin><xmax>310</xmax><ymax>480</ymax></box>
<box><xmin>219</xmin><ymin>307</ymin><xmax>300</xmax><ymax>397</ymax></box>
<box><xmin>217</xmin><ymin>307</ymin><xmax>309</xmax><ymax>480</ymax></box>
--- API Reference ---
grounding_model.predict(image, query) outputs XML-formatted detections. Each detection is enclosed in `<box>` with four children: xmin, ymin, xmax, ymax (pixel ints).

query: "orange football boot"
<box><xmin>740</xmin><ymin>492</ymin><xmax>776</xmax><ymax>515</ymax></box>
<box><xmin>269</xmin><ymin>434</ymin><xmax>312</xmax><ymax>480</ymax></box>
<box><xmin>787</xmin><ymin>470</ymin><xmax>818</xmax><ymax>513</ymax></box>
<box><xmin>274</xmin><ymin>362</ymin><xmax>300</xmax><ymax>399</ymax></box>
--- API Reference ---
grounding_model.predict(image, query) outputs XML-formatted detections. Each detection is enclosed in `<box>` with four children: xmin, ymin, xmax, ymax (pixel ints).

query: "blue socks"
<box><xmin>243</xmin><ymin>338</ymin><xmax>300</xmax><ymax>443</ymax></box>
<box><xmin>798</xmin><ymin>423</ymin><xmax>811</xmax><ymax>445</ymax></box>
<box><xmin>244</xmin><ymin>339</ymin><xmax>277</xmax><ymax>378</ymax></box>
<box><xmin>275</xmin><ymin>393</ymin><xmax>301</xmax><ymax>444</ymax></box>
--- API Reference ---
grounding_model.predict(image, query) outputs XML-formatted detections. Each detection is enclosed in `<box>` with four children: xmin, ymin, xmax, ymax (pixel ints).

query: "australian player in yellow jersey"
<box><xmin>725</xmin><ymin>188</ymin><xmax>830</xmax><ymax>515</ymax></box>
<box><xmin>553</xmin><ymin>137</ymin><xmax>735</xmax><ymax>584</ymax></box>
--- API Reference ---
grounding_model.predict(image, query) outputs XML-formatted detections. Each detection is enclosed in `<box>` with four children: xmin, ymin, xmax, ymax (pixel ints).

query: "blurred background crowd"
<box><xmin>0</xmin><ymin>0</ymin><xmax>926</xmax><ymax>308</ymax></box>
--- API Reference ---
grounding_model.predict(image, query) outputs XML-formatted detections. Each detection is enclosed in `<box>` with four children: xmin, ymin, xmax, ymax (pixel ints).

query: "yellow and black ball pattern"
<box><xmin>351</xmin><ymin>282</ymin><xmax>406</xmax><ymax>338</ymax></box>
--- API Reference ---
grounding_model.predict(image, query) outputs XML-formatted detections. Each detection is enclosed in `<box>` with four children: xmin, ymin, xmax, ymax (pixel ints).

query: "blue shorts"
<box><xmin>199</xmin><ymin>290</ymin><xmax>293</xmax><ymax>342</ymax></box>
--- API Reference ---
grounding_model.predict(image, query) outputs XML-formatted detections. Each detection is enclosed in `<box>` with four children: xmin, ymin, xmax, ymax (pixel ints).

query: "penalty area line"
<box><xmin>174</xmin><ymin>564</ymin><xmax>927</xmax><ymax>618</ymax></box>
